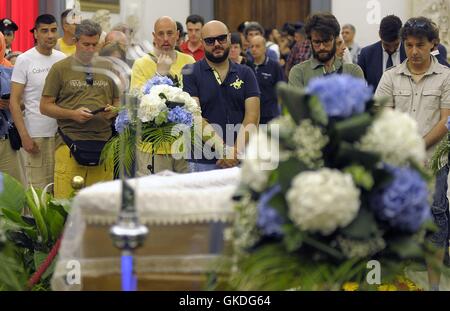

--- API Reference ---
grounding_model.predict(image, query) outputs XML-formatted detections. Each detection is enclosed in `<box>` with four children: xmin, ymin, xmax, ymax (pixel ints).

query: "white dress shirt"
<box><xmin>382</xmin><ymin>46</ymin><xmax>401</xmax><ymax>72</ymax></box>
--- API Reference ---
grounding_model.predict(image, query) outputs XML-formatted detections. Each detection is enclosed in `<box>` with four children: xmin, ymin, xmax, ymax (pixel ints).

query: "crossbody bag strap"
<box><xmin>57</xmin><ymin>128</ymin><xmax>74</xmax><ymax>148</ymax></box>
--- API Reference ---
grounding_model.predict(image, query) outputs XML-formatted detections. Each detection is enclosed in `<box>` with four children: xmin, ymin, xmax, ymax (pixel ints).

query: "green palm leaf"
<box><xmin>101</xmin><ymin>127</ymin><xmax>136</xmax><ymax>177</ymax></box>
<box><xmin>430</xmin><ymin>135</ymin><xmax>449</xmax><ymax>174</ymax></box>
<box><xmin>0</xmin><ymin>246</ymin><xmax>27</xmax><ymax>291</ymax></box>
<box><xmin>101</xmin><ymin>123</ymin><xmax>197</xmax><ymax>176</ymax></box>
<box><xmin>0</xmin><ymin>174</ymin><xmax>26</xmax><ymax>213</ymax></box>
<box><xmin>141</xmin><ymin>123</ymin><xmax>179</xmax><ymax>152</ymax></box>
<box><xmin>141</xmin><ymin>124</ymin><xmax>198</xmax><ymax>156</ymax></box>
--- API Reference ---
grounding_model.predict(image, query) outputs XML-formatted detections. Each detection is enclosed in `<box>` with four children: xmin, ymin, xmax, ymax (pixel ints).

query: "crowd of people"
<box><xmin>0</xmin><ymin>8</ymin><xmax>450</xmax><ymax>289</ymax></box>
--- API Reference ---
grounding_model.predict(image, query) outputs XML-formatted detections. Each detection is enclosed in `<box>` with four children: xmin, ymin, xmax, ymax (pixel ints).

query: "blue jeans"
<box><xmin>429</xmin><ymin>164</ymin><xmax>450</xmax><ymax>264</ymax></box>
<box><xmin>189</xmin><ymin>162</ymin><xmax>219</xmax><ymax>173</ymax></box>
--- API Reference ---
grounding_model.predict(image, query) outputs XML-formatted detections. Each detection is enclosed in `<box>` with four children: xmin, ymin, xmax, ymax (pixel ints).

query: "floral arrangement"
<box><xmin>138</xmin><ymin>83</ymin><xmax>200</xmax><ymax>125</ymax></box>
<box><xmin>102</xmin><ymin>75</ymin><xmax>201</xmax><ymax>175</ymax></box>
<box><xmin>228</xmin><ymin>74</ymin><xmax>435</xmax><ymax>291</ymax></box>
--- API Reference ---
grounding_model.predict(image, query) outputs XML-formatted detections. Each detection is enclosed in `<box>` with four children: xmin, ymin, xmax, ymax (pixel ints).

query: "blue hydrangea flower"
<box><xmin>306</xmin><ymin>74</ymin><xmax>373</xmax><ymax>118</ymax></box>
<box><xmin>167</xmin><ymin>106</ymin><xmax>193</xmax><ymax>126</ymax></box>
<box><xmin>142</xmin><ymin>76</ymin><xmax>174</xmax><ymax>95</ymax></box>
<box><xmin>115</xmin><ymin>109</ymin><xmax>130</xmax><ymax>134</ymax></box>
<box><xmin>257</xmin><ymin>184</ymin><xmax>284</xmax><ymax>237</ymax></box>
<box><xmin>446</xmin><ymin>116</ymin><xmax>450</xmax><ymax>130</ymax></box>
<box><xmin>370</xmin><ymin>165</ymin><xmax>430</xmax><ymax>232</ymax></box>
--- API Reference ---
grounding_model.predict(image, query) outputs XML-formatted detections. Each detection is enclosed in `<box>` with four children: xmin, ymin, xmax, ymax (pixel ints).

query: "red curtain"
<box><xmin>0</xmin><ymin>0</ymin><xmax>9</xmax><ymax>18</ymax></box>
<box><xmin>1</xmin><ymin>0</ymin><xmax>38</xmax><ymax>52</ymax></box>
<box><xmin>11</xmin><ymin>0</ymin><xmax>39</xmax><ymax>52</ymax></box>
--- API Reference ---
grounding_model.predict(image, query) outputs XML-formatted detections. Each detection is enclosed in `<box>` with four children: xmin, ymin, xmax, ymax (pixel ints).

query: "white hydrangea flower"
<box><xmin>286</xmin><ymin>168</ymin><xmax>360</xmax><ymax>235</ymax></box>
<box><xmin>151</xmin><ymin>84</ymin><xmax>179</xmax><ymax>99</ymax></box>
<box><xmin>268</xmin><ymin>114</ymin><xmax>296</xmax><ymax>138</ymax></box>
<box><xmin>292</xmin><ymin>120</ymin><xmax>329</xmax><ymax>168</ymax></box>
<box><xmin>233</xmin><ymin>194</ymin><xmax>260</xmax><ymax>253</ymax></box>
<box><xmin>138</xmin><ymin>93</ymin><xmax>168</xmax><ymax>122</ymax></box>
<box><xmin>241</xmin><ymin>131</ymin><xmax>279</xmax><ymax>192</ymax></box>
<box><xmin>171</xmin><ymin>90</ymin><xmax>187</xmax><ymax>102</ymax></box>
<box><xmin>178</xmin><ymin>92</ymin><xmax>201</xmax><ymax>116</ymax></box>
<box><xmin>137</xmin><ymin>85</ymin><xmax>201</xmax><ymax>122</ymax></box>
<box><xmin>358</xmin><ymin>108</ymin><xmax>426</xmax><ymax>166</ymax></box>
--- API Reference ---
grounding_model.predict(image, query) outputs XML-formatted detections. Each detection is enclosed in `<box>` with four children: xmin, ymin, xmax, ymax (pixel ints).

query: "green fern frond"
<box><xmin>101</xmin><ymin>127</ymin><xmax>136</xmax><ymax>176</ymax></box>
<box><xmin>430</xmin><ymin>136</ymin><xmax>450</xmax><ymax>174</ymax></box>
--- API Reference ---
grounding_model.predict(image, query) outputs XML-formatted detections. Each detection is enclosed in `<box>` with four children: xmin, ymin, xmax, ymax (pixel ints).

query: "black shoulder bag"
<box><xmin>8</xmin><ymin>123</ymin><xmax>22</xmax><ymax>151</ymax></box>
<box><xmin>58</xmin><ymin>128</ymin><xmax>108</xmax><ymax>166</ymax></box>
<box><xmin>0</xmin><ymin>110</ymin><xmax>21</xmax><ymax>151</ymax></box>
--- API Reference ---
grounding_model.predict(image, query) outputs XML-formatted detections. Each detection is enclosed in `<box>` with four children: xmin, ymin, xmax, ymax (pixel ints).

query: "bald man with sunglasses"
<box><xmin>182</xmin><ymin>20</ymin><xmax>260</xmax><ymax>172</ymax></box>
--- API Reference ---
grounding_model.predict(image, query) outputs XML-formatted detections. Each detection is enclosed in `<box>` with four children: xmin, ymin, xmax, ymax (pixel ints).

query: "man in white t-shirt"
<box><xmin>9</xmin><ymin>14</ymin><xmax>66</xmax><ymax>189</ymax></box>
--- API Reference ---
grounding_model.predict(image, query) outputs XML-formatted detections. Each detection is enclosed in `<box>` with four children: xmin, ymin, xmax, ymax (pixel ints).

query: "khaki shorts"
<box><xmin>0</xmin><ymin>139</ymin><xmax>25</xmax><ymax>185</ymax></box>
<box><xmin>21</xmin><ymin>137</ymin><xmax>56</xmax><ymax>189</ymax></box>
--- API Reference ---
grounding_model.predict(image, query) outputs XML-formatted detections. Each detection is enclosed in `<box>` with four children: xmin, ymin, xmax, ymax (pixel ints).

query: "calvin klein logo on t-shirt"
<box><xmin>32</xmin><ymin>67</ymin><xmax>51</xmax><ymax>74</ymax></box>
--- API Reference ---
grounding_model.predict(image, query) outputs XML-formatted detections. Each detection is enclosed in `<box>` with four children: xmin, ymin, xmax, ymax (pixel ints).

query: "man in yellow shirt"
<box><xmin>131</xmin><ymin>16</ymin><xmax>195</xmax><ymax>176</ymax></box>
<box><xmin>55</xmin><ymin>9</ymin><xmax>81</xmax><ymax>56</ymax></box>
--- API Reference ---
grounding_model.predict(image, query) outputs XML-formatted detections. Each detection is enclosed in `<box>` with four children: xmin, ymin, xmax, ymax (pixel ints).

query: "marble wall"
<box><xmin>66</xmin><ymin>0</ymin><xmax>449</xmax><ymax>55</ymax></box>
<box><xmin>66</xmin><ymin>0</ymin><xmax>190</xmax><ymax>44</ymax></box>
<box><xmin>331</xmin><ymin>0</ymin><xmax>412</xmax><ymax>48</ymax></box>
<box><xmin>332</xmin><ymin>0</ymin><xmax>450</xmax><ymax>52</ymax></box>
<box><xmin>412</xmin><ymin>0</ymin><xmax>449</xmax><ymax>52</ymax></box>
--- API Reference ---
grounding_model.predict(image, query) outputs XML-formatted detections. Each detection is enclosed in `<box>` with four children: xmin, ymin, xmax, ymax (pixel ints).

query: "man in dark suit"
<box><xmin>435</xmin><ymin>44</ymin><xmax>450</xmax><ymax>67</ymax></box>
<box><xmin>358</xmin><ymin>15</ymin><xmax>406</xmax><ymax>91</ymax></box>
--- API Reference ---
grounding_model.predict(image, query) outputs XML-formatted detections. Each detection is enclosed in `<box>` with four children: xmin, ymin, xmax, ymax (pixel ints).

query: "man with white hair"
<box><xmin>341</xmin><ymin>24</ymin><xmax>361</xmax><ymax>63</ymax></box>
<box><xmin>336</xmin><ymin>35</ymin><xmax>353</xmax><ymax>64</ymax></box>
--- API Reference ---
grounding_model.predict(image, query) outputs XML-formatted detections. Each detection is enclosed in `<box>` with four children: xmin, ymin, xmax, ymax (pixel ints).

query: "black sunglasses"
<box><xmin>405</xmin><ymin>19</ymin><xmax>428</xmax><ymax>29</ymax></box>
<box><xmin>86</xmin><ymin>70</ymin><xmax>94</xmax><ymax>86</ymax></box>
<box><xmin>203</xmin><ymin>34</ymin><xmax>228</xmax><ymax>46</ymax></box>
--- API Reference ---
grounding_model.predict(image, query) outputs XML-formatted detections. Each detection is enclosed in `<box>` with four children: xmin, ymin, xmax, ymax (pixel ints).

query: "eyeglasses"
<box><xmin>203</xmin><ymin>34</ymin><xmax>228</xmax><ymax>46</ymax></box>
<box><xmin>311</xmin><ymin>38</ymin><xmax>334</xmax><ymax>47</ymax></box>
<box><xmin>405</xmin><ymin>19</ymin><xmax>428</xmax><ymax>29</ymax></box>
<box><xmin>3</xmin><ymin>30</ymin><xmax>14</xmax><ymax>36</ymax></box>
<box><xmin>86</xmin><ymin>69</ymin><xmax>94</xmax><ymax>86</ymax></box>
